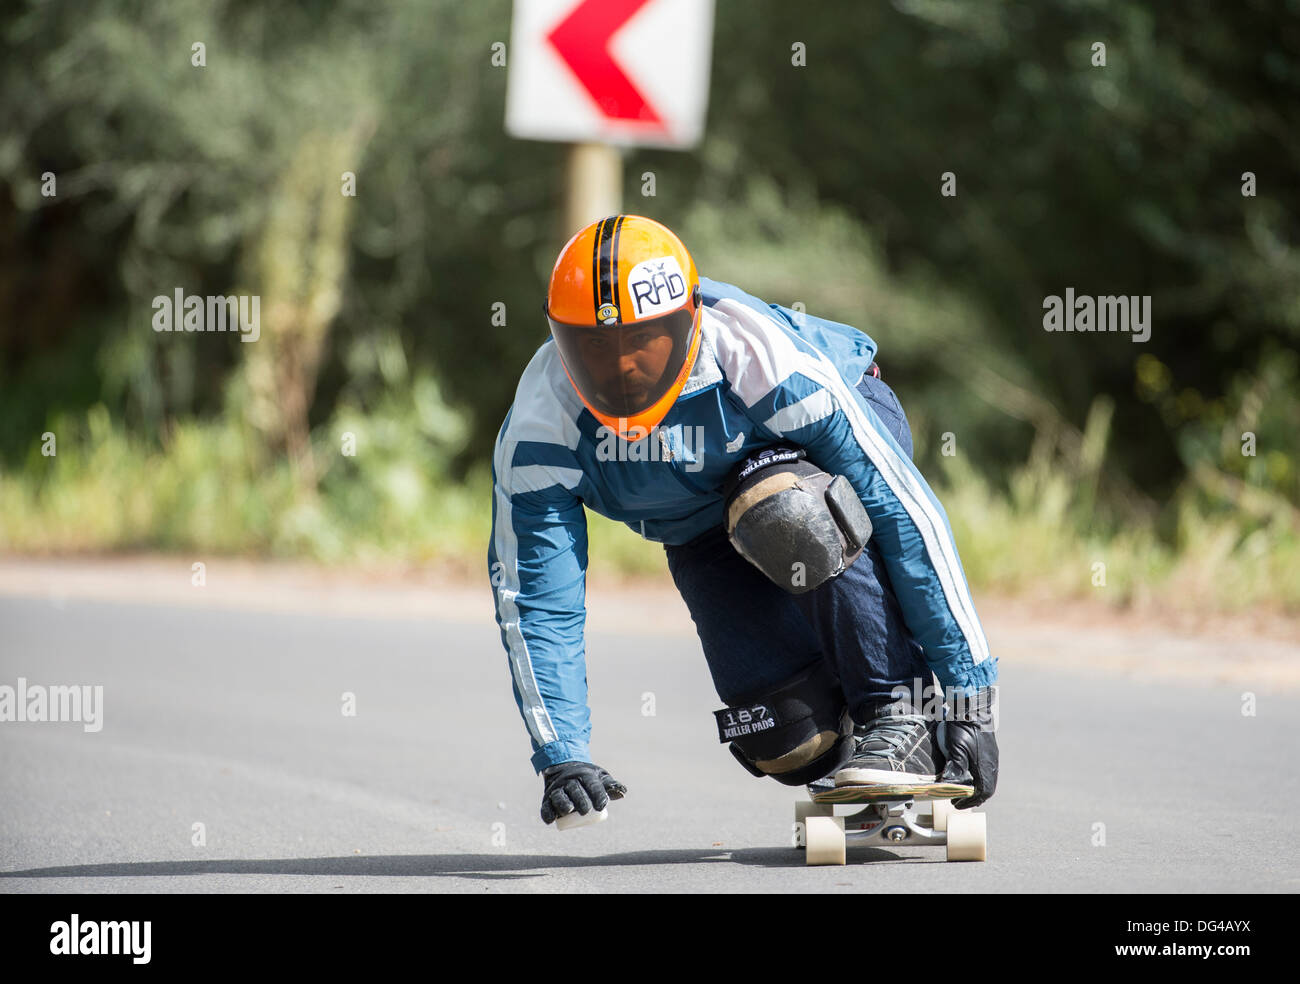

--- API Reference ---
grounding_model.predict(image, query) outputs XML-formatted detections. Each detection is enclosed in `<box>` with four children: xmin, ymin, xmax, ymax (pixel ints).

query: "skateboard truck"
<box><xmin>794</xmin><ymin>781</ymin><xmax>987</xmax><ymax>865</ymax></box>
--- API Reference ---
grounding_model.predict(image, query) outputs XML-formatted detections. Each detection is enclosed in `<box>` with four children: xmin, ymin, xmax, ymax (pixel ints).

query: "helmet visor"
<box><xmin>548</xmin><ymin>305</ymin><xmax>698</xmax><ymax>420</ymax></box>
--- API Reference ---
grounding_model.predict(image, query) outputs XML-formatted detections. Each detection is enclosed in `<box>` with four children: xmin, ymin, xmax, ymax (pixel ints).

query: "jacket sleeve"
<box><xmin>489</xmin><ymin>413</ymin><xmax>594</xmax><ymax>773</ymax></box>
<box><xmin>709</xmin><ymin>298</ymin><xmax>996</xmax><ymax>695</ymax></box>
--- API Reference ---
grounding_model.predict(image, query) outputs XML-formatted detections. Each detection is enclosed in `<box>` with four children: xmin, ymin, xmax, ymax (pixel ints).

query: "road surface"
<box><xmin>1</xmin><ymin>577</ymin><xmax>1297</xmax><ymax>893</ymax></box>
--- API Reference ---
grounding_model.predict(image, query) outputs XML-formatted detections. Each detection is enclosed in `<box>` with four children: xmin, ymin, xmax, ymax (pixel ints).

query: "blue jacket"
<box><xmin>489</xmin><ymin>277</ymin><xmax>996</xmax><ymax>772</ymax></box>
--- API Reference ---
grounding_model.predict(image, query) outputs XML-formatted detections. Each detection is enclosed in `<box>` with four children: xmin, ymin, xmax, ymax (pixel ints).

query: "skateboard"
<box><xmin>794</xmin><ymin>780</ymin><xmax>987</xmax><ymax>865</ymax></box>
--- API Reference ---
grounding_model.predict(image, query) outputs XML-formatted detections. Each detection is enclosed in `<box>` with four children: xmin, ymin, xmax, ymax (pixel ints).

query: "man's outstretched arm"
<box><xmin>490</xmin><ymin>400</ymin><xmax>631</xmax><ymax>821</ymax></box>
<box><xmin>489</xmin><ymin>414</ymin><xmax>594</xmax><ymax>772</ymax></box>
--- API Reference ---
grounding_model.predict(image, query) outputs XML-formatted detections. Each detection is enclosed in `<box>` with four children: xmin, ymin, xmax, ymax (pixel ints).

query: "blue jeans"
<box><xmin>664</xmin><ymin>372</ymin><xmax>928</xmax><ymax>725</ymax></box>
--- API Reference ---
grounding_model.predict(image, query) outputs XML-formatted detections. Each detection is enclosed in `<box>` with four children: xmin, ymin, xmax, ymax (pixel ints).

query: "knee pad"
<box><xmin>723</xmin><ymin>446</ymin><xmax>873</xmax><ymax>594</ymax></box>
<box><xmin>713</xmin><ymin>662</ymin><xmax>854</xmax><ymax>786</ymax></box>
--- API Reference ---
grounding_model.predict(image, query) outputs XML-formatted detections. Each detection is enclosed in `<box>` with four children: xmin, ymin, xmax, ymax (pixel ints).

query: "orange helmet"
<box><xmin>545</xmin><ymin>215</ymin><xmax>702</xmax><ymax>439</ymax></box>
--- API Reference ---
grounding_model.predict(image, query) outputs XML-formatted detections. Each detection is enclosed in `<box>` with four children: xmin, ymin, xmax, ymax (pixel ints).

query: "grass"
<box><xmin>2</xmin><ymin>403</ymin><xmax>1297</xmax><ymax>615</ymax></box>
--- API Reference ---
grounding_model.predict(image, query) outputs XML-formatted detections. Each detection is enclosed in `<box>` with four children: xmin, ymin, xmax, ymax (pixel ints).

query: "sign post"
<box><xmin>564</xmin><ymin>144</ymin><xmax>622</xmax><ymax>243</ymax></box>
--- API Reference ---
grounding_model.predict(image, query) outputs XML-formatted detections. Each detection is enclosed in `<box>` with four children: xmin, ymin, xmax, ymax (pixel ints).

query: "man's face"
<box><xmin>575</xmin><ymin>323</ymin><xmax>676</xmax><ymax>413</ymax></box>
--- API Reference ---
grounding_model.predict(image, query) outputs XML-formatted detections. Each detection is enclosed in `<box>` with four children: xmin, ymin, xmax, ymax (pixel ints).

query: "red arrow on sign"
<box><xmin>547</xmin><ymin>0</ymin><xmax>664</xmax><ymax>127</ymax></box>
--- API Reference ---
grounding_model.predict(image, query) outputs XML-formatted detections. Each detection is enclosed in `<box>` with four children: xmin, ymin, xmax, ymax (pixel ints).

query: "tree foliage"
<box><xmin>2</xmin><ymin>0</ymin><xmax>1296</xmax><ymax>515</ymax></box>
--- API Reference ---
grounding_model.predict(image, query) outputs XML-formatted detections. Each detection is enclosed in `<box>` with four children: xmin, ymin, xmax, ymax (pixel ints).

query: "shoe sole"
<box><xmin>833</xmin><ymin>767</ymin><xmax>937</xmax><ymax>786</ymax></box>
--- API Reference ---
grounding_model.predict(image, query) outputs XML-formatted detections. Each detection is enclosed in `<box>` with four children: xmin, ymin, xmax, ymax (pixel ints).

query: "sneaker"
<box><xmin>833</xmin><ymin>707</ymin><xmax>937</xmax><ymax>786</ymax></box>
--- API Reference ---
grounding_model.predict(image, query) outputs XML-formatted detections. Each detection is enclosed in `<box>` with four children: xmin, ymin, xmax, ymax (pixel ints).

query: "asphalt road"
<box><xmin>1</xmin><ymin>594</ymin><xmax>1296</xmax><ymax>893</ymax></box>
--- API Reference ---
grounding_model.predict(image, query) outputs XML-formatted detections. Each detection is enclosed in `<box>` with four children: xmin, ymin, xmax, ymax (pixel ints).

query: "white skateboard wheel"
<box><xmin>556</xmin><ymin>806</ymin><xmax>608</xmax><ymax>831</ymax></box>
<box><xmin>793</xmin><ymin>800</ymin><xmax>835</xmax><ymax>848</ymax></box>
<box><xmin>945</xmin><ymin>811</ymin><xmax>987</xmax><ymax>861</ymax></box>
<box><xmin>931</xmin><ymin>797</ymin><xmax>956</xmax><ymax>833</ymax></box>
<box><xmin>804</xmin><ymin>816</ymin><xmax>846</xmax><ymax>866</ymax></box>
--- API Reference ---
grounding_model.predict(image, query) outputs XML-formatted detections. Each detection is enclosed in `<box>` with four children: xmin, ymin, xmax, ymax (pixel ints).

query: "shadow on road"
<box><xmin>0</xmin><ymin>846</ymin><xmax>916</xmax><ymax>881</ymax></box>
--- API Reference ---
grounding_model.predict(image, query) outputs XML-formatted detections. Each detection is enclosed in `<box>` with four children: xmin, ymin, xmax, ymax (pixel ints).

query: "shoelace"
<box><xmin>856</xmin><ymin>716</ymin><xmax>925</xmax><ymax>756</ymax></box>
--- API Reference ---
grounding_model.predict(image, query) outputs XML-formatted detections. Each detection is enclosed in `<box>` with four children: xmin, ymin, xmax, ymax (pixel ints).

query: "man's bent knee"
<box><xmin>724</xmin><ymin>446</ymin><xmax>872</xmax><ymax>594</ymax></box>
<box><xmin>713</xmin><ymin>662</ymin><xmax>854</xmax><ymax>786</ymax></box>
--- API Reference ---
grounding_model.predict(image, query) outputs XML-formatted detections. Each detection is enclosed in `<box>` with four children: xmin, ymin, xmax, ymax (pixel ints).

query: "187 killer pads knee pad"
<box><xmin>713</xmin><ymin>663</ymin><xmax>854</xmax><ymax>786</ymax></box>
<box><xmin>723</xmin><ymin>447</ymin><xmax>873</xmax><ymax>594</ymax></box>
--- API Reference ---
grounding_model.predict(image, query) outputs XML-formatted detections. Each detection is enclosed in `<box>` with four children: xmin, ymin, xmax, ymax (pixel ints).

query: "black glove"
<box><xmin>539</xmin><ymin>761</ymin><xmax>627</xmax><ymax>824</ymax></box>
<box><xmin>939</xmin><ymin>687</ymin><xmax>999</xmax><ymax>809</ymax></box>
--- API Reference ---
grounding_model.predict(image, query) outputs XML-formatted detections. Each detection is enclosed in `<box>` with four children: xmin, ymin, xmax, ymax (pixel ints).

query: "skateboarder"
<box><xmin>488</xmin><ymin>215</ymin><xmax>998</xmax><ymax>826</ymax></box>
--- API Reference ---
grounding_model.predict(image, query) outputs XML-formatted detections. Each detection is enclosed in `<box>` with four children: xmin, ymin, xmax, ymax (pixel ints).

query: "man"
<box><xmin>488</xmin><ymin>215</ymin><xmax>998</xmax><ymax>827</ymax></box>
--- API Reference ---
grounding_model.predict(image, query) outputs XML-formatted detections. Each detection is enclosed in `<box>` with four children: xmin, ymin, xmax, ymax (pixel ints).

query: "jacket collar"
<box><xmin>679</xmin><ymin>311</ymin><xmax>723</xmax><ymax>396</ymax></box>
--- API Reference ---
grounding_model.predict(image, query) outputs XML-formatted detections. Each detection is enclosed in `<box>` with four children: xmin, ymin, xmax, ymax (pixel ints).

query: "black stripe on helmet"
<box><xmin>594</xmin><ymin>215</ymin><xmax>618</xmax><ymax>321</ymax></box>
<box><xmin>590</xmin><ymin>216</ymin><xmax>609</xmax><ymax>320</ymax></box>
<box><xmin>610</xmin><ymin>214</ymin><xmax>625</xmax><ymax>315</ymax></box>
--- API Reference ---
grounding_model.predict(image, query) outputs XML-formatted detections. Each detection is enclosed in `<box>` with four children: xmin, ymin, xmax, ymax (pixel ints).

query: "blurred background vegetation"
<box><xmin>1</xmin><ymin>0</ymin><xmax>1297</xmax><ymax>612</ymax></box>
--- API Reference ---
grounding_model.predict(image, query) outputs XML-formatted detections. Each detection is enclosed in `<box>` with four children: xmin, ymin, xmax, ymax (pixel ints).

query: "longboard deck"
<box><xmin>811</xmin><ymin>781</ymin><xmax>974</xmax><ymax>804</ymax></box>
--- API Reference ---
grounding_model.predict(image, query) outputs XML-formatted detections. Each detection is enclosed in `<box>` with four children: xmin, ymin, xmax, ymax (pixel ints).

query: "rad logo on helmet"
<box><xmin>626</xmin><ymin>256</ymin><xmax>687</xmax><ymax>318</ymax></box>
